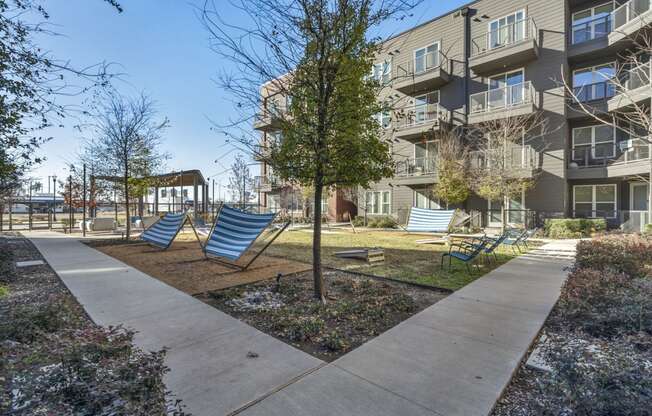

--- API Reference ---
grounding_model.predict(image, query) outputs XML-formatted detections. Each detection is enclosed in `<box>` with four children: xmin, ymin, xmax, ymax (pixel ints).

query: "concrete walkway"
<box><xmin>26</xmin><ymin>231</ymin><xmax>575</xmax><ymax>416</ymax></box>
<box><xmin>238</xmin><ymin>241</ymin><xmax>576</xmax><ymax>416</ymax></box>
<box><xmin>24</xmin><ymin>232</ymin><xmax>323</xmax><ymax>416</ymax></box>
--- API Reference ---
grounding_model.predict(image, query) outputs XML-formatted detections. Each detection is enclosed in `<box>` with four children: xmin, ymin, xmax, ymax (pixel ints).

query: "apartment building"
<box><xmin>255</xmin><ymin>0</ymin><xmax>652</xmax><ymax>229</ymax></box>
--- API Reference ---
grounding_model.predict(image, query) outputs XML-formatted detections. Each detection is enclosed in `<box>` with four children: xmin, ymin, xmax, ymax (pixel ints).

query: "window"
<box><xmin>414</xmin><ymin>187</ymin><xmax>441</xmax><ymax>210</ymax></box>
<box><xmin>571</xmin><ymin>3</ymin><xmax>612</xmax><ymax>44</ymax></box>
<box><xmin>321</xmin><ymin>197</ymin><xmax>329</xmax><ymax>215</ymax></box>
<box><xmin>572</xmin><ymin>125</ymin><xmax>615</xmax><ymax>160</ymax></box>
<box><xmin>365</xmin><ymin>191</ymin><xmax>390</xmax><ymax>215</ymax></box>
<box><xmin>572</xmin><ymin>63</ymin><xmax>615</xmax><ymax>101</ymax></box>
<box><xmin>373</xmin><ymin>61</ymin><xmax>391</xmax><ymax>84</ymax></box>
<box><xmin>488</xmin><ymin>69</ymin><xmax>525</xmax><ymax>107</ymax></box>
<box><xmin>375</xmin><ymin>110</ymin><xmax>391</xmax><ymax>128</ymax></box>
<box><xmin>489</xmin><ymin>10</ymin><xmax>526</xmax><ymax>50</ymax></box>
<box><xmin>413</xmin><ymin>91</ymin><xmax>439</xmax><ymax>123</ymax></box>
<box><xmin>573</xmin><ymin>184</ymin><xmax>617</xmax><ymax>218</ymax></box>
<box><xmin>414</xmin><ymin>43</ymin><xmax>440</xmax><ymax>74</ymax></box>
<box><xmin>171</xmin><ymin>189</ymin><xmax>178</xmax><ymax>198</ymax></box>
<box><xmin>161</xmin><ymin>189</ymin><xmax>167</xmax><ymax>198</ymax></box>
<box><xmin>183</xmin><ymin>189</ymin><xmax>188</xmax><ymax>198</ymax></box>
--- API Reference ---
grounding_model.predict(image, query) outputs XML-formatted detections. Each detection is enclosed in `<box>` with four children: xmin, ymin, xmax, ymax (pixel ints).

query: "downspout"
<box><xmin>461</xmin><ymin>6</ymin><xmax>471</xmax><ymax>126</ymax></box>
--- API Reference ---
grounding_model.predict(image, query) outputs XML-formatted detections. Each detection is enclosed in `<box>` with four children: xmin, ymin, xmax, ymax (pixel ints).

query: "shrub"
<box><xmin>556</xmin><ymin>268</ymin><xmax>652</xmax><ymax>338</ymax></box>
<box><xmin>544</xmin><ymin>218</ymin><xmax>606</xmax><ymax>239</ymax></box>
<box><xmin>0</xmin><ymin>298</ymin><xmax>82</xmax><ymax>343</ymax></box>
<box><xmin>533</xmin><ymin>336</ymin><xmax>652</xmax><ymax>416</ymax></box>
<box><xmin>272</xmin><ymin>315</ymin><xmax>325</xmax><ymax>342</ymax></box>
<box><xmin>645</xmin><ymin>223</ymin><xmax>652</xmax><ymax>235</ymax></box>
<box><xmin>575</xmin><ymin>235</ymin><xmax>652</xmax><ymax>278</ymax></box>
<box><xmin>0</xmin><ymin>285</ymin><xmax>8</xmax><ymax>298</ymax></box>
<box><xmin>367</xmin><ymin>215</ymin><xmax>397</xmax><ymax>229</ymax></box>
<box><xmin>351</xmin><ymin>216</ymin><xmax>365</xmax><ymax>227</ymax></box>
<box><xmin>322</xmin><ymin>330</ymin><xmax>349</xmax><ymax>352</ymax></box>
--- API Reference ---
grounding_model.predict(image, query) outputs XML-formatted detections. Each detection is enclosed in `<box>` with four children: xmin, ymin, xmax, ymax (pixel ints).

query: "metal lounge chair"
<box><xmin>441</xmin><ymin>238</ymin><xmax>489</xmax><ymax>274</ymax></box>
<box><xmin>141</xmin><ymin>212</ymin><xmax>197</xmax><ymax>250</ymax></box>
<box><xmin>502</xmin><ymin>228</ymin><xmax>529</xmax><ymax>253</ymax></box>
<box><xmin>202</xmin><ymin>204</ymin><xmax>290</xmax><ymax>270</ymax></box>
<box><xmin>460</xmin><ymin>232</ymin><xmax>509</xmax><ymax>263</ymax></box>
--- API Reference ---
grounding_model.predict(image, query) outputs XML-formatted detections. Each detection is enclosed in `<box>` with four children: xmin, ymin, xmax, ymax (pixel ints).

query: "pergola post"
<box><xmin>193</xmin><ymin>175</ymin><xmax>198</xmax><ymax>219</ymax></box>
<box><xmin>154</xmin><ymin>185</ymin><xmax>159</xmax><ymax>215</ymax></box>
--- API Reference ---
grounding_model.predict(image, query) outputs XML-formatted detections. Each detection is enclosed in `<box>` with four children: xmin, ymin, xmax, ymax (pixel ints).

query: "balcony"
<box><xmin>254</xmin><ymin>174</ymin><xmax>282</xmax><ymax>193</ymax></box>
<box><xmin>609</xmin><ymin>0</ymin><xmax>652</xmax><ymax>45</ymax></box>
<box><xmin>567</xmin><ymin>139</ymin><xmax>651</xmax><ymax>179</ymax></box>
<box><xmin>393</xmin><ymin>51</ymin><xmax>450</xmax><ymax>94</ymax></box>
<box><xmin>253</xmin><ymin>102</ymin><xmax>288</xmax><ymax>131</ymax></box>
<box><xmin>469</xmin><ymin>145</ymin><xmax>538</xmax><ymax>178</ymax></box>
<box><xmin>567</xmin><ymin>80</ymin><xmax>615</xmax><ymax>119</ymax></box>
<box><xmin>393</xmin><ymin>157</ymin><xmax>438</xmax><ymax>185</ymax></box>
<box><xmin>607</xmin><ymin>61</ymin><xmax>651</xmax><ymax>111</ymax></box>
<box><xmin>469</xmin><ymin>18</ymin><xmax>539</xmax><ymax>74</ymax></box>
<box><xmin>393</xmin><ymin>103</ymin><xmax>447</xmax><ymax>140</ymax></box>
<box><xmin>568</xmin><ymin>15</ymin><xmax>613</xmax><ymax>61</ymax></box>
<box><xmin>468</xmin><ymin>81</ymin><xmax>537</xmax><ymax>124</ymax></box>
<box><xmin>253</xmin><ymin>144</ymin><xmax>270</xmax><ymax>161</ymax></box>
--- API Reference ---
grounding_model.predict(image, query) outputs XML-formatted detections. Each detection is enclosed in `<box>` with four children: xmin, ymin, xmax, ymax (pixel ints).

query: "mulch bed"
<box><xmin>85</xmin><ymin>240</ymin><xmax>312</xmax><ymax>294</ymax></box>
<box><xmin>197</xmin><ymin>270</ymin><xmax>447</xmax><ymax>361</ymax></box>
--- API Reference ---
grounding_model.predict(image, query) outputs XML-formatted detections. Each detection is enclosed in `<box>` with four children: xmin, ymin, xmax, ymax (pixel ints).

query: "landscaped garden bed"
<box><xmin>492</xmin><ymin>233</ymin><xmax>652</xmax><ymax>415</ymax></box>
<box><xmin>0</xmin><ymin>233</ymin><xmax>185</xmax><ymax>415</ymax></box>
<box><xmin>197</xmin><ymin>270</ymin><xmax>447</xmax><ymax>361</ymax></box>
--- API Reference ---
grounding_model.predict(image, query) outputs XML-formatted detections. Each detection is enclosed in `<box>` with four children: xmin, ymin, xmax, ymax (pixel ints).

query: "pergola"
<box><xmin>93</xmin><ymin>169</ymin><xmax>210</xmax><ymax>217</ymax></box>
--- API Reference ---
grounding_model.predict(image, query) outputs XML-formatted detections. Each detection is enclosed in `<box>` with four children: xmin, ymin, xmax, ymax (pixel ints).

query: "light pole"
<box><xmin>52</xmin><ymin>175</ymin><xmax>57</xmax><ymax>221</ymax></box>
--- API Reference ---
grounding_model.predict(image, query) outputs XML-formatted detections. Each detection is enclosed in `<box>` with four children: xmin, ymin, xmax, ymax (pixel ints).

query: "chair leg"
<box><xmin>465</xmin><ymin>262</ymin><xmax>471</xmax><ymax>274</ymax></box>
<box><xmin>440</xmin><ymin>255</ymin><xmax>446</xmax><ymax>270</ymax></box>
<box><xmin>493</xmin><ymin>252</ymin><xmax>498</xmax><ymax>262</ymax></box>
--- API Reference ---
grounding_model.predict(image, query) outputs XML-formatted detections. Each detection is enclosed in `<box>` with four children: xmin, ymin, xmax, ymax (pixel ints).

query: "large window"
<box><xmin>573</xmin><ymin>184</ymin><xmax>617</xmax><ymax>218</ymax></box>
<box><xmin>489</xmin><ymin>10</ymin><xmax>526</xmax><ymax>49</ymax></box>
<box><xmin>414</xmin><ymin>187</ymin><xmax>441</xmax><ymax>210</ymax></box>
<box><xmin>372</xmin><ymin>61</ymin><xmax>391</xmax><ymax>85</ymax></box>
<box><xmin>413</xmin><ymin>91</ymin><xmax>439</xmax><ymax>123</ymax></box>
<box><xmin>571</xmin><ymin>3</ymin><xmax>613</xmax><ymax>44</ymax></box>
<box><xmin>572</xmin><ymin>63</ymin><xmax>616</xmax><ymax>102</ymax></box>
<box><xmin>414</xmin><ymin>43</ymin><xmax>440</xmax><ymax>74</ymax></box>
<box><xmin>375</xmin><ymin>110</ymin><xmax>391</xmax><ymax>128</ymax></box>
<box><xmin>572</xmin><ymin>125</ymin><xmax>615</xmax><ymax>161</ymax></box>
<box><xmin>488</xmin><ymin>69</ymin><xmax>525</xmax><ymax>108</ymax></box>
<box><xmin>365</xmin><ymin>191</ymin><xmax>390</xmax><ymax>215</ymax></box>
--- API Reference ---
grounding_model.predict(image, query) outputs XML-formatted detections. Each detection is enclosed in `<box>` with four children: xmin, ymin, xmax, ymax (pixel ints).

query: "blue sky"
<box><xmin>31</xmin><ymin>0</ymin><xmax>470</xmax><ymax>193</ymax></box>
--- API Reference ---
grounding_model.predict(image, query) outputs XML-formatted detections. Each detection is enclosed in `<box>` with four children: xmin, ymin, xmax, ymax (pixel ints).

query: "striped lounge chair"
<box><xmin>405</xmin><ymin>208</ymin><xmax>457</xmax><ymax>234</ymax></box>
<box><xmin>141</xmin><ymin>212</ymin><xmax>192</xmax><ymax>250</ymax></box>
<box><xmin>203</xmin><ymin>205</ymin><xmax>290</xmax><ymax>270</ymax></box>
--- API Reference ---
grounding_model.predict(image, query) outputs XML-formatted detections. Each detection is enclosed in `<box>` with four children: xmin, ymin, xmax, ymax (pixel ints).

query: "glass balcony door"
<box><xmin>571</xmin><ymin>3</ymin><xmax>613</xmax><ymax>44</ymax></box>
<box><xmin>488</xmin><ymin>69</ymin><xmax>524</xmax><ymax>109</ymax></box>
<box><xmin>489</xmin><ymin>10</ymin><xmax>525</xmax><ymax>49</ymax></box>
<box><xmin>414</xmin><ymin>43</ymin><xmax>439</xmax><ymax>74</ymax></box>
<box><xmin>572</xmin><ymin>63</ymin><xmax>616</xmax><ymax>101</ymax></box>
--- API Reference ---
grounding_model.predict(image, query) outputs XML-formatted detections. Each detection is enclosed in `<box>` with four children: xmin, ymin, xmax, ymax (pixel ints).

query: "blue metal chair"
<box><xmin>441</xmin><ymin>239</ymin><xmax>489</xmax><ymax>274</ymax></box>
<box><xmin>203</xmin><ymin>205</ymin><xmax>290</xmax><ymax>270</ymax></box>
<box><xmin>460</xmin><ymin>232</ymin><xmax>509</xmax><ymax>263</ymax></box>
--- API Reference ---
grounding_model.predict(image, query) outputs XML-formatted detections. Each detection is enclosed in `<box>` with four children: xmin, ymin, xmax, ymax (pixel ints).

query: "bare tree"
<box><xmin>433</xmin><ymin>129</ymin><xmax>471</xmax><ymax>208</ymax></box>
<box><xmin>83</xmin><ymin>92</ymin><xmax>169</xmax><ymax>239</ymax></box>
<box><xmin>469</xmin><ymin>112</ymin><xmax>548</xmax><ymax>230</ymax></box>
<box><xmin>228</xmin><ymin>154</ymin><xmax>255</xmax><ymax>208</ymax></box>
<box><xmin>202</xmin><ymin>0</ymin><xmax>420</xmax><ymax>301</ymax></box>
<box><xmin>561</xmin><ymin>24</ymin><xmax>651</xmax><ymax>223</ymax></box>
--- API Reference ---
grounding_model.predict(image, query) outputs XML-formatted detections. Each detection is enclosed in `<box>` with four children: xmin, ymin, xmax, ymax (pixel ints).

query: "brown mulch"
<box><xmin>90</xmin><ymin>240</ymin><xmax>312</xmax><ymax>295</ymax></box>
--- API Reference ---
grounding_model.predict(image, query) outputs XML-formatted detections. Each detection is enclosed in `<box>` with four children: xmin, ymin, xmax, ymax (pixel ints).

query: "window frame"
<box><xmin>571</xmin><ymin>2</ymin><xmax>613</xmax><ymax>44</ymax></box>
<box><xmin>571</xmin><ymin>124</ymin><xmax>616</xmax><ymax>160</ymax></box>
<box><xmin>365</xmin><ymin>190</ymin><xmax>391</xmax><ymax>215</ymax></box>
<box><xmin>413</xmin><ymin>42</ymin><xmax>441</xmax><ymax>75</ymax></box>
<box><xmin>488</xmin><ymin>9</ymin><xmax>527</xmax><ymax>50</ymax></box>
<box><xmin>572</xmin><ymin>62</ymin><xmax>616</xmax><ymax>101</ymax></box>
<box><xmin>573</xmin><ymin>184</ymin><xmax>617</xmax><ymax>219</ymax></box>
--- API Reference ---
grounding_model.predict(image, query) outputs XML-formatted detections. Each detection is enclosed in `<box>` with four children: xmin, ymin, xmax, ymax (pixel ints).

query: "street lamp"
<box><xmin>52</xmin><ymin>175</ymin><xmax>57</xmax><ymax>221</ymax></box>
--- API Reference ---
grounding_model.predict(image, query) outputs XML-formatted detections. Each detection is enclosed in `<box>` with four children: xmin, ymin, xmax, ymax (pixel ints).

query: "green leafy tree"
<box><xmin>203</xmin><ymin>0</ymin><xmax>419</xmax><ymax>300</ymax></box>
<box><xmin>434</xmin><ymin>130</ymin><xmax>470</xmax><ymax>208</ymax></box>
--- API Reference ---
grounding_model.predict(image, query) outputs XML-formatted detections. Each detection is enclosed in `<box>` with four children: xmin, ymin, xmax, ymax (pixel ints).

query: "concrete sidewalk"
<box><xmin>24</xmin><ymin>232</ymin><xmax>323</xmax><ymax>416</ymax></box>
<box><xmin>239</xmin><ymin>241</ymin><xmax>575</xmax><ymax>416</ymax></box>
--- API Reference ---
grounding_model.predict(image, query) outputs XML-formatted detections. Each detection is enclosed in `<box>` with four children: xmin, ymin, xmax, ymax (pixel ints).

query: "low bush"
<box><xmin>533</xmin><ymin>336</ymin><xmax>652</xmax><ymax>416</ymax></box>
<box><xmin>0</xmin><ymin>297</ymin><xmax>83</xmax><ymax>343</ymax></box>
<box><xmin>351</xmin><ymin>216</ymin><xmax>365</xmax><ymax>227</ymax></box>
<box><xmin>556</xmin><ymin>268</ymin><xmax>652</xmax><ymax>339</ymax></box>
<box><xmin>575</xmin><ymin>234</ymin><xmax>652</xmax><ymax>278</ymax></box>
<box><xmin>544</xmin><ymin>218</ymin><xmax>606</xmax><ymax>239</ymax></box>
<box><xmin>367</xmin><ymin>215</ymin><xmax>397</xmax><ymax>229</ymax></box>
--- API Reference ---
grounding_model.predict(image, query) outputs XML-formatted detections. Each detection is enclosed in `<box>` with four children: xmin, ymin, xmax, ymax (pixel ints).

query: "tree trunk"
<box><xmin>312</xmin><ymin>181</ymin><xmax>325</xmax><ymax>302</ymax></box>
<box><xmin>124</xmin><ymin>170</ymin><xmax>130</xmax><ymax>241</ymax></box>
<box><xmin>501</xmin><ymin>195</ymin><xmax>507</xmax><ymax>233</ymax></box>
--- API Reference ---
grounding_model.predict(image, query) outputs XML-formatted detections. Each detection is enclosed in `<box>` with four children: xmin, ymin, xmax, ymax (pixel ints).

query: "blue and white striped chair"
<box><xmin>203</xmin><ymin>205</ymin><xmax>289</xmax><ymax>270</ymax></box>
<box><xmin>405</xmin><ymin>208</ymin><xmax>457</xmax><ymax>234</ymax></box>
<box><xmin>141</xmin><ymin>212</ymin><xmax>189</xmax><ymax>249</ymax></box>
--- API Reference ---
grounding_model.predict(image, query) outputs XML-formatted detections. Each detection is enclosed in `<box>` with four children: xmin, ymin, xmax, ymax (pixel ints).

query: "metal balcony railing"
<box><xmin>571</xmin><ymin>14</ymin><xmax>612</xmax><ymax>44</ymax></box>
<box><xmin>620</xmin><ymin>61</ymin><xmax>651</xmax><ymax>92</ymax></box>
<box><xmin>612</xmin><ymin>0</ymin><xmax>652</xmax><ymax>30</ymax></box>
<box><xmin>570</xmin><ymin>138</ymin><xmax>651</xmax><ymax>168</ymax></box>
<box><xmin>394</xmin><ymin>157</ymin><xmax>437</xmax><ymax>177</ymax></box>
<box><xmin>572</xmin><ymin>80</ymin><xmax>616</xmax><ymax>102</ymax></box>
<box><xmin>254</xmin><ymin>174</ymin><xmax>281</xmax><ymax>190</ymax></box>
<box><xmin>471</xmin><ymin>18</ymin><xmax>538</xmax><ymax>56</ymax></box>
<box><xmin>395</xmin><ymin>51</ymin><xmax>447</xmax><ymax>79</ymax></box>
<box><xmin>470</xmin><ymin>81</ymin><xmax>535</xmax><ymax>114</ymax></box>
<box><xmin>394</xmin><ymin>103</ymin><xmax>443</xmax><ymax>130</ymax></box>
<box><xmin>469</xmin><ymin>145</ymin><xmax>537</xmax><ymax>171</ymax></box>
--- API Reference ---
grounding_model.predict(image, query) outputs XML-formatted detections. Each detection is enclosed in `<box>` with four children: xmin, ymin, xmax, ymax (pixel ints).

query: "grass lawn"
<box><xmin>255</xmin><ymin>228</ymin><xmax>536</xmax><ymax>291</ymax></box>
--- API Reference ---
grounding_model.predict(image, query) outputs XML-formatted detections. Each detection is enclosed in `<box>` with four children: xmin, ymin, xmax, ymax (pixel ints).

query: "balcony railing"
<box><xmin>254</xmin><ymin>174</ymin><xmax>281</xmax><ymax>190</ymax></box>
<box><xmin>573</xmin><ymin>80</ymin><xmax>616</xmax><ymax>102</ymax></box>
<box><xmin>620</xmin><ymin>61</ymin><xmax>651</xmax><ymax>92</ymax></box>
<box><xmin>470</xmin><ymin>81</ymin><xmax>535</xmax><ymax>114</ymax></box>
<box><xmin>394</xmin><ymin>103</ymin><xmax>443</xmax><ymax>130</ymax></box>
<box><xmin>469</xmin><ymin>145</ymin><xmax>537</xmax><ymax>171</ymax></box>
<box><xmin>571</xmin><ymin>14</ymin><xmax>612</xmax><ymax>44</ymax></box>
<box><xmin>395</xmin><ymin>157</ymin><xmax>437</xmax><ymax>177</ymax></box>
<box><xmin>612</xmin><ymin>0</ymin><xmax>652</xmax><ymax>30</ymax></box>
<box><xmin>395</xmin><ymin>51</ymin><xmax>447</xmax><ymax>78</ymax></box>
<box><xmin>570</xmin><ymin>139</ymin><xmax>650</xmax><ymax>168</ymax></box>
<box><xmin>471</xmin><ymin>18</ymin><xmax>538</xmax><ymax>56</ymax></box>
